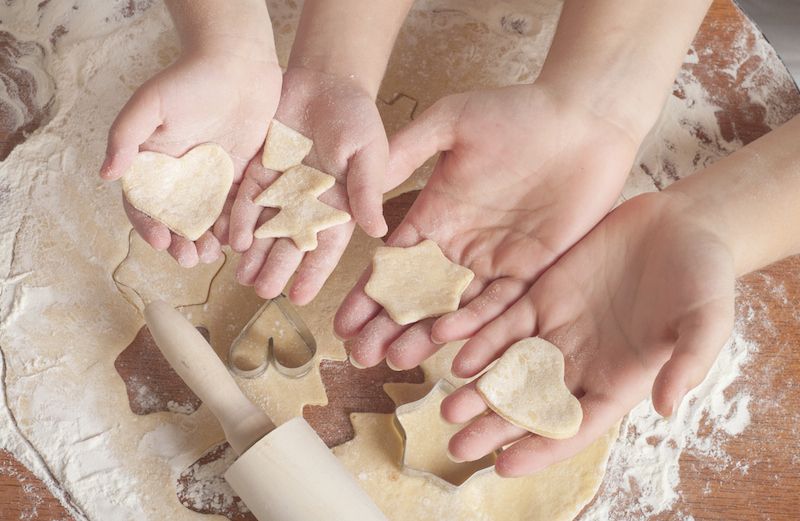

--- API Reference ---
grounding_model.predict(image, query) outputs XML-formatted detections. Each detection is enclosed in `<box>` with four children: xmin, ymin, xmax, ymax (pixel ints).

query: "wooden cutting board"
<box><xmin>1</xmin><ymin>1</ymin><xmax>799</xmax><ymax>519</ymax></box>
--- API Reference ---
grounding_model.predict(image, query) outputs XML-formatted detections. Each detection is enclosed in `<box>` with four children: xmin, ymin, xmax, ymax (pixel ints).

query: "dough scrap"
<box><xmin>394</xmin><ymin>380</ymin><xmax>495</xmax><ymax>487</ymax></box>
<box><xmin>121</xmin><ymin>143</ymin><xmax>233</xmax><ymax>241</ymax></box>
<box><xmin>261</xmin><ymin>119</ymin><xmax>313</xmax><ymax>172</ymax></box>
<box><xmin>477</xmin><ymin>337</ymin><xmax>582</xmax><ymax>439</ymax></box>
<box><xmin>365</xmin><ymin>240</ymin><xmax>474</xmax><ymax>325</ymax></box>
<box><xmin>253</xmin><ymin>164</ymin><xmax>351</xmax><ymax>251</ymax></box>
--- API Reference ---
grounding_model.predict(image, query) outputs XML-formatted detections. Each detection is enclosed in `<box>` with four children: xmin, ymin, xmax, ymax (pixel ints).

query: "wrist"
<box><xmin>534</xmin><ymin>71</ymin><xmax>662</xmax><ymax>147</ymax></box>
<box><xmin>167</xmin><ymin>0</ymin><xmax>277</xmax><ymax>66</ymax></box>
<box><xmin>287</xmin><ymin>52</ymin><xmax>382</xmax><ymax>99</ymax></box>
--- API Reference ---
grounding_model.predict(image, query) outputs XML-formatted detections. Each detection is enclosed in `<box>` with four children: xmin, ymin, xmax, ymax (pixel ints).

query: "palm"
<box><xmin>336</xmin><ymin>85</ymin><xmax>639</xmax><ymax>369</ymax></box>
<box><xmin>230</xmin><ymin>67</ymin><xmax>389</xmax><ymax>305</ymax></box>
<box><xmin>142</xmin><ymin>57</ymin><xmax>279</xmax><ymax>171</ymax></box>
<box><xmin>105</xmin><ymin>53</ymin><xmax>281</xmax><ymax>266</ymax></box>
<box><xmin>442</xmin><ymin>192</ymin><xmax>736</xmax><ymax>477</ymax></box>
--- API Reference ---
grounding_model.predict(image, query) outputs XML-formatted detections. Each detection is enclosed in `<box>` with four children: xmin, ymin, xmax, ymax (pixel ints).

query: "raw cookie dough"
<box><xmin>261</xmin><ymin>119</ymin><xmax>313</xmax><ymax>172</ymax></box>
<box><xmin>365</xmin><ymin>240</ymin><xmax>474</xmax><ymax>325</ymax></box>
<box><xmin>254</xmin><ymin>164</ymin><xmax>351</xmax><ymax>251</ymax></box>
<box><xmin>394</xmin><ymin>380</ymin><xmax>495</xmax><ymax>487</ymax></box>
<box><xmin>121</xmin><ymin>143</ymin><xmax>233</xmax><ymax>241</ymax></box>
<box><xmin>335</xmin><ymin>414</ymin><xmax>619</xmax><ymax>521</ymax></box>
<box><xmin>476</xmin><ymin>337</ymin><xmax>582</xmax><ymax>439</ymax></box>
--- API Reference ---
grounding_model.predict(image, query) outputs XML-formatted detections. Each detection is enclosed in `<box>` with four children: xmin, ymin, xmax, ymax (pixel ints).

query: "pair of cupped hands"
<box><xmin>99</xmin><ymin>47</ymin><xmax>735</xmax><ymax>477</ymax></box>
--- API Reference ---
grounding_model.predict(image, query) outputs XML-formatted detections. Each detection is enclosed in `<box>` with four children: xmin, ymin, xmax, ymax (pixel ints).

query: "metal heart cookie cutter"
<box><xmin>228</xmin><ymin>295</ymin><xmax>317</xmax><ymax>379</ymax></box>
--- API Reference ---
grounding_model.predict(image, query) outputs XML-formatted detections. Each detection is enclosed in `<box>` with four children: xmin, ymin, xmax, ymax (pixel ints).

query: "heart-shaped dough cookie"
<box><xmin>476</xmin><ymin>337</ymin><xmax>582</xmax><ymax>439</ymax></box>
<box><xmin>121</xmin><ymin>143</ymin><xmax>234</xmax><ymax>241</ymax></box>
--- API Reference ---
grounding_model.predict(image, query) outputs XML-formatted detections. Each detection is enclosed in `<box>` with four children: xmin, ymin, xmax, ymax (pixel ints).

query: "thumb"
<box><xmin>651</xmin><ymin>302</ymin><xmax>734</xmax><ymax>417</ymax></box>
<box><xmin>347</xmin><ymin>138</ymin><xmax>389</xmax><ymax>238</ymax></box>
<box><xmin>383</xmin><ymin>93</ymin><xmax>467</xmax><ymax>192</ymax></box>
<box><xmin>100</xmin><ymin>86</ymin><xmax>162</xmax><ymax>181</ymax></box>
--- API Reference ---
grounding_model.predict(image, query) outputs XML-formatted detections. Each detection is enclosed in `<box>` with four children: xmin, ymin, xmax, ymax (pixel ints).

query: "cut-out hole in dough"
<box><xmin>395</xmin><ymin>380</ymin><xmax>496</xmax><ymax>487</ymax></box>
<box><xmin>115</xmin><ymin>325</ymin><xmax>208</xmax><ymax>415</ymax></box>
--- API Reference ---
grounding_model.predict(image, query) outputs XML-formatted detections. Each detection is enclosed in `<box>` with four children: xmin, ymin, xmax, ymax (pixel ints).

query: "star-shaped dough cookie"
<box><xmin>365</xmin><ymin>240</ymin><xmax>474</xmax><ymax>325</ymax></box>
<box><xmin>254</xmin><ymin>165</ymin><xmax>351</xmax><ymax>251</ymax></box>
<box><xmin>261</xmin><ymin>119</ymin><xmax>313</xmax><ymax>172</ymax></box>
<box><xmin>395</xmin><ymin>380</ymin><xmax>495</xmax><ymax>487</ymax></box>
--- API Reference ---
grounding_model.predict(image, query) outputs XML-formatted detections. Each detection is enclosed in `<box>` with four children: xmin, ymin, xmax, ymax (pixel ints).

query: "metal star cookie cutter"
<box><xmin>393</xmin><ymin>379</ymin><xmax>498</xmax><ymax>491</ymax></box>
<box><xmin>227</xmin><ymin>294</ymin><xmax>317</xmax><ymax>379</ymax></box>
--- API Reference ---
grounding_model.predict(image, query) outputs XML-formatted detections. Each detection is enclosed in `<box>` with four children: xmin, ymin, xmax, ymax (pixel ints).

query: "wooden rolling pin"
<box><xmin>144</xmin><ymin>300</ymin><xmax>387</xmax><ymax>521</ymax></box>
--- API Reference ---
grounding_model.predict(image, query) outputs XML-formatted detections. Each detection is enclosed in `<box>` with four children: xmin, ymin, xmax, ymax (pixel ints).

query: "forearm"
<box><xmin>165</xmin><ymin>0</ymin><xmax>276</xmax><ymax>61</ymax></box>
<box><xmin>669</xmin><ymin>114</ymin><xmax>800</xmax><ymax>276</ymax></box>
<box><xmin>537</xmin><ymin>0</ymin><xmax>711</xmax><ymax>143</ymax></box>
<box><xmin>288</xmin><ymin>0</ymin><xmax>415</xmax><ymax>98</ymax></box>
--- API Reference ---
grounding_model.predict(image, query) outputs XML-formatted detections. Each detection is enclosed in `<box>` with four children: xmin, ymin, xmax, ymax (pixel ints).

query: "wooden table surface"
<box><xmin>2</xmin><ymin>1</ymin><xmax>799</xmax><ymax>520</ymax></box>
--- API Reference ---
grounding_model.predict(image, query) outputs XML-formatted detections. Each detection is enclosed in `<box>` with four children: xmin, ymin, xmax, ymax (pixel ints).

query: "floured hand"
<box><xmin>439</xmin><ymin>191</ymin><xmax>736</xmax><ymax>477</ymax></box>
<box><xmin>335</xmin><ymin>84</ymin><xmax>639</xmax><ymax>369</ymax></box>
<box><xmin>230</xmin><ymin>67</ymin><xmax>389</xmax><ymax>305</ymax></box>
<box><xmin>101</xmin><ymin>43</ymin><xmax>281</xmax><ymax>267</ymax></box>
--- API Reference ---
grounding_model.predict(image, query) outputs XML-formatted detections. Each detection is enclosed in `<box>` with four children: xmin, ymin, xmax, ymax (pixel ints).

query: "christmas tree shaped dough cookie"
<box><xmin>254</xmin><ymin>164</ymin><xmax>351</xmax><ymax>251</ymax></box>
<box><xmin>122</xmin><ymin>143</ymin><xmax>233</xmax><ymax>241</ymax></box>
<box><xmin>477</xmin><ymin>337</ymin><xmax>583</xmax><ymax>439</ymax></box>
<box><xmin>261</xmin><ymin>119</ymin><xmax>313</xmax><ymax>171</ymax></box>
<box><xmin>365</xmin><ymin>240</ymin><xmax>474</xmax><ymax>325</ymax></box>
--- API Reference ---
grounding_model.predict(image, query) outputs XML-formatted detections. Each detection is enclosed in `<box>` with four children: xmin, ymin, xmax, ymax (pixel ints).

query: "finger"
<box><xmin>236</xmin><ymin>236</ymin><xmax>275</xmax><ymax>286</ymax></box>
<box><xmin>440</xmin><ymin>382</ymin><xmax>487</xmax><ymax>424</ymax></box>
<box><xmin>289</xmin><ymin>223</ymin><xmax>353</xmax><ymax>306</ymax></box>
<box><xmin>495</xmin><ymin>393</ymin><xmax>623</xmax><ymax>477</ymax></box>
<box><xmin>253</xmin><ymin>238</ymin><xmax>303</xmax><ymax>300</ymax></box>
<box><xmin>230</xmin><ymin>164</ymin><xmax>279</xmax><ymax>253</ymax></box>
<box><xmin>447</xmin><ymin>412</ymin><xmax>527</xmax><ymax>463</ymax></box>
<box><xmin>123</xmin><ymin>197</ymin><xmax>171</xmax><ymax>251</ymax></box>
<box><xmin>346</xmin><ymin>311</ymin><xmax>406</xmax><ymax>369</ymax></box>
<box><xmin>348</xmin><ymin>139</ymin><xmax>389</xmax><ymax>238</ymax></box>
<box><xmin>432</xmin><ymin>277</ymin><xmax>530</xmax><ymax>344</ymax></box>
<box><xmin>195</xmin><ymin>231</ymin><xmax>222</xmax><ymax>264</ymax></box>
<box><xmin>101</xmin><ymin>87</ymin><xmax>162</xmax><ymax>180</ymax></box>
<box><xmin>168</xmin><ymin>234</ymin><xmax>200</xmax><ymax>268</ymax></box>
<box><xmin>651</xmin><ymin>301</ymin><xmax>734</xmax><ymax>417</ymax></box>
<box><xmin>333</xmin><ymin>268</ymin><xmax>382</xmax><ymax>339</ymax></box>
<box><xmin>451</xmin><ymin>296</ymin><xmax>537</xmax><ymax>378</ymax></box>
<box><xmin>213</xmin><ymin>183</ymin><xmax>239</xmax><ymax>246</ymax></box>
<box><xmin>384</xmin><ymin>93</ymin><xmax>467</xmax><ymax>191</ymax></box>
<box><xmin>385</xmin><ymin>319</ymin><xmax>438</xmax><ymax>370</ymax></box>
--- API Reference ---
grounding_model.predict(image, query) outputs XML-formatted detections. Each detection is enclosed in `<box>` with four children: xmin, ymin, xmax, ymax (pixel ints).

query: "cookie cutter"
<box><xmin>227</xmin><ymin>294</ymin><xmax>317</xmax><ymax>379</ymax></box>
<box><xmin>393</xmin><ymin>379</ymin><xmax>498</xmax><ymax>491</ymax></box>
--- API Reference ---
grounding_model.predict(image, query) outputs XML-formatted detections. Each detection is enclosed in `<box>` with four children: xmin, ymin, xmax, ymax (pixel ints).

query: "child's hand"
<box><xmin>335</xmin><ymin>84</ymin><xmax>640</xmax><ymax>369</ymax></box>
<box><xmin>229</xmin><ymin>66</ymin><xmax>389</xmax><ymax>305</ymax></box>
<box><xmin>438</xmin><ymin>191</ymin><xmax>735</xmax><ymax>477</ymax></box>
<box><xmin>101</xmin><ymin>45</ymin><xmax>281</xmax><ymax>267</ymax></box>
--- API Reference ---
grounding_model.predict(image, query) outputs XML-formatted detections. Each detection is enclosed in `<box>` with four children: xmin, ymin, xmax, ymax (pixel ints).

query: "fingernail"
<box><xmin>446</xmin><ymin>449</ymin><xmax>465</xmax><ymax>463</ymax></box>
<box><xmin>349</xmin><ymin>354</ymin><xmax>367</xmax><ymax>369</ymax></box>
<box><xmin>385</xmin><ymin>358</ymin><xmax>401</xmax><ymax>372</ymax></box>
<box><xmin>672</xmin><ymin>392</ymin><xmax>686</xmax><ymax>417</ymax></box>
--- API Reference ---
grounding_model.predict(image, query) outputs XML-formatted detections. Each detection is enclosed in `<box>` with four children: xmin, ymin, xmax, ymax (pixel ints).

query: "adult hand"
<box><xmin>439</xmin><ymin>191</ymin><xmax>735</xmax><ymax>476</ymax></box>
<box><xmin>335</xmin><ymin>83</ymin><xmax>640</xmax><ymax>369</ymax></box>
